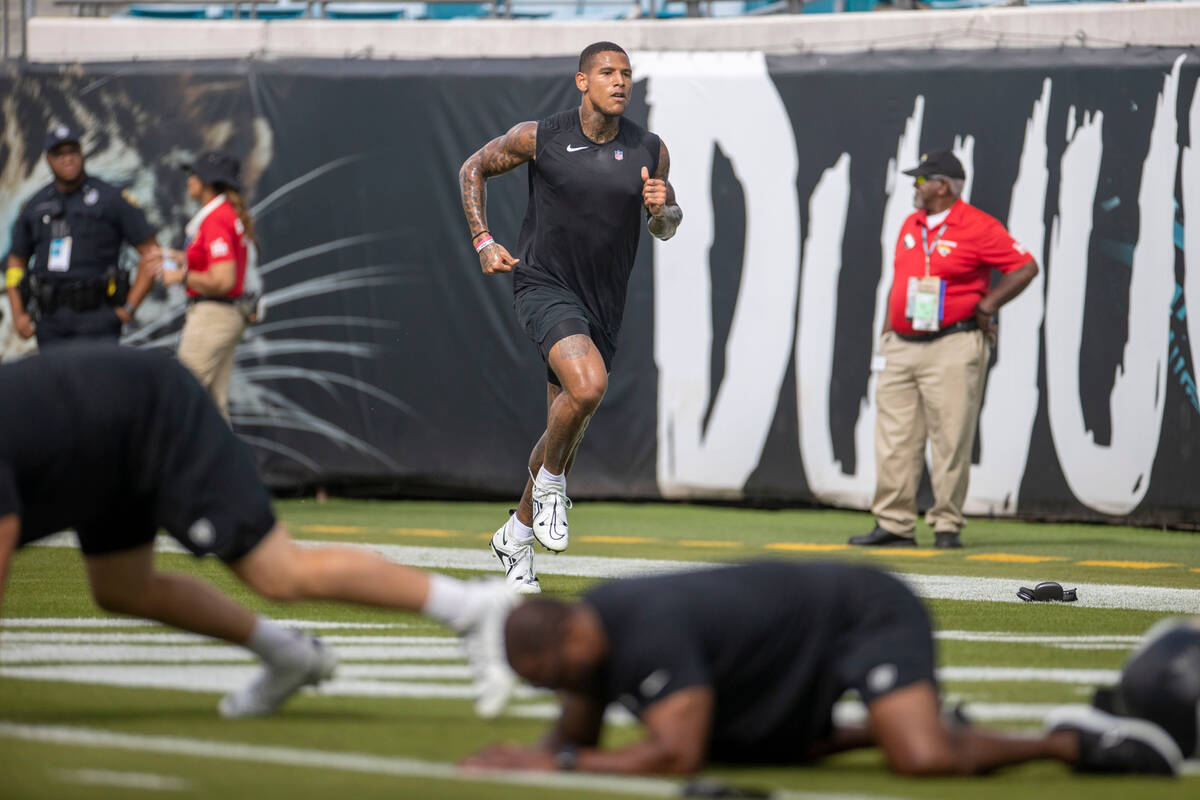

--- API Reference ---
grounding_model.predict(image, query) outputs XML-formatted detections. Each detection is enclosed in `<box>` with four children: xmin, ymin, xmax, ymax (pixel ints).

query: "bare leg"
<box><xmin>541</xmin><ymin>335</ymin><xmax>607</xmax><ymax>473</ymax></box>
<box><xmin>513</xmin><ymin>345</ymin><xmax>600</xmax><ymax>525</ymax></box>
<box><xmin>85</xmin><ymin>544</ymin><xmax>257</xmax><ymax>644</ymax></box>
<box><xmin>516</xmin><ymin>425</ymin><xmax>551</xmax><ymax>527</ymax></box>
<box><xmin>868</xmin><ymin>682</ymin><xmax>1078</xmax><ymax>775</ymax></box>
<box><xmin>231</xmin><ymin>523</ymin><xmax>431</xmax><ymax>609</ymax></box>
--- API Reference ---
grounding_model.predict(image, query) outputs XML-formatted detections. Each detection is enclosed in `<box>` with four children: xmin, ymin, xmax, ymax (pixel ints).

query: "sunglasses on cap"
<box><xmin>914</xmin><ymin>175</ymin><xmax>951</xmax><ymax>186</ymax></box>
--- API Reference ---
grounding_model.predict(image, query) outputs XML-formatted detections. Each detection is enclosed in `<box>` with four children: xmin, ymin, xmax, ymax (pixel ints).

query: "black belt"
<box><xmin>36</xmin><ymin>279</ymin><xmax>111</xmax><ymax>314</ymax></box>
<box><xmin>188</xmin><ymin>296</ymin><xmax>240</xmax><ymax>305</ymax></box>
<box><xmin>894</xmin><ymin>318</ymin><xmax>979</xmax><ymax>343</ymax></box>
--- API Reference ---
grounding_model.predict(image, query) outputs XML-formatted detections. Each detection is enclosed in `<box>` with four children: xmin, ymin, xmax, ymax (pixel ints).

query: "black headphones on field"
<box><xmin>1017</xmin><ymin>581</ymin><xmax>1078</xmax><ymax>602</ymax></box>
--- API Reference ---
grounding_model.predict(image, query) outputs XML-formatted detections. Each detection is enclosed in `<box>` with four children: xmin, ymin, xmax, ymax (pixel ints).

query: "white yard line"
<box><xmin>935</xmin><ymin>631</ymin><xmax>1140</xmax><ymax>651</ymax></box>
<box><xmin>50</xmin><ymin>767</ymin><xmax>191</xmax><ymax>792</ymax></box>
<box><xmin>936</xmin><ymin>631</ymin><xmax>1143</xmax><ymax>643</ymax></box>
<box><xmin>0</xmin><ymin>658</ymin><xmax>1121</xmax><ymax>697</ymax></box>
<box><xmin>0</xmin><ymin>632</ymin><xmax>451</xmax><ymax>644</ymax></box>
<box><xmin>28</xmin><ymin>533</ymin><xmax>1200</xmax><ymax>613</ymax></box>
<box><xmin>0</xmin><ymin>617</ymin><xmax>411</xmax><ymax>630</ymax></box>
<box><xmin>940</xmin><ymin>667</ymin><xmax>1119</xmax><ymax>684</ymax></box>
<box><xmin>0</xmin><ymin>643</ymin><xmax>466</xmax><ymax>664</ymax></box>
<box><xmin>0</xmin><ymin>721</ymin><xmax>898</xmax><ymax>800</ymax></box>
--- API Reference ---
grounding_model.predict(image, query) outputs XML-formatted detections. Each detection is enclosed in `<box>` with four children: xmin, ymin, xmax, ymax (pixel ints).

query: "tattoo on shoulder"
<box><xmin>481</xmin><ymin>121</ymin><xmax>537</xmax><ymax>176</ymax></box>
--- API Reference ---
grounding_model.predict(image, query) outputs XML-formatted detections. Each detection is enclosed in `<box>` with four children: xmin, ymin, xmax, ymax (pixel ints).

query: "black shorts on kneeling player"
<box><xmin>0</xmin><ymin>345</ymin><xmax>276</xmax><ymax>564</ymax></box>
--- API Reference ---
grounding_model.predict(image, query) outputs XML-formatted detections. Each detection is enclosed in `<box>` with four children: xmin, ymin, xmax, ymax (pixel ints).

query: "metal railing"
<box><xmin>2</xmin><ymin>0</ymin><xmax>31</xmax><ymax>61</ymax></box>
<box><xmin>2</xmin><ymin>0</ymin><xmax>901</xmax><ymax>62</ymax></box>
<box><xmin>45</xmin><ymin>0</ymin><xmax>839</xmax><ymax>20</ymax></box>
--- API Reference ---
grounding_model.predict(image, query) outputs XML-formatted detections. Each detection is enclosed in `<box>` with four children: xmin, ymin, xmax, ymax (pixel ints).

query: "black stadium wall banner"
<box><xmin>0</xmin><ymin>50</ymin><xmax>1197</xmax><ymax>527</ymax></box>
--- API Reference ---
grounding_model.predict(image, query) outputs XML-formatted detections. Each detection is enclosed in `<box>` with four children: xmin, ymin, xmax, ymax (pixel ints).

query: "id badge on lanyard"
<box><xmin>48</xmin><ymin>236</ymin><xmax>73</xmax><ymax>272</ymax></box>
<box><xmin>904</xmin><ymin>223</ymin><xmax>947</xmax><ymax>332</ymax></box>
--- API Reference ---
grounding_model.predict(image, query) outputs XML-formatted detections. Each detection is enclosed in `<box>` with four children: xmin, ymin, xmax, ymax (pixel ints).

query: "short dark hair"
<box><xmin>578</xmin><ymin>41</ymin><xmax>629</xmax><ymax>74</ymax></box>
<box><xmin>504</xmin><ymin>597</ymin><xmax>573</xmax><ymax>664</ymax></box>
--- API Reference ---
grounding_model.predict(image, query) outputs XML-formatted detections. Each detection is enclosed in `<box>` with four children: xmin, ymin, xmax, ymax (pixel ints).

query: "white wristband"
<box><xmin>474</xmin><ymin>236</ymin><xmax>495</xmax><ymax>254</ymax></box>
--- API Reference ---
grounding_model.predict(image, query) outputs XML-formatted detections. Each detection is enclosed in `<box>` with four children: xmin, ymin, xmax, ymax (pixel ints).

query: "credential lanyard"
<box><xmin>920</xmin><ymin>222</ymin><xmax>949</xmax><ymax>277</ymax></box>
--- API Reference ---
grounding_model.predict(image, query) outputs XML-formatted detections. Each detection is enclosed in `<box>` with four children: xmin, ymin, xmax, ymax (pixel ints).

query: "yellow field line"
<box><xmin>1077</xmin><ymin>560</ymin><xmax>1181</xmax><ymax>570</ymax></box>
<box><xmin>577</xmin><ymin>536</ymin><xmax>655</xmax><ymax>544</ymax></box>
<box><xmin>295</xmin><ymin>524</ymin><xmax>368</xmax><ymax>535</ymax></box>
<box><xmin>967</xmin><ymin>553</ymin><xmax>1070</xmax><ymax>564</ymax></box>
<box><xmin>294</xmin><ymin>523</ymin><xmax>1198</xmax><ymax>573</ymax></box>
<box><xmin>764</xmin><ymin>543</ymin><xmax>849</xmax><ymax>552</ymax></box>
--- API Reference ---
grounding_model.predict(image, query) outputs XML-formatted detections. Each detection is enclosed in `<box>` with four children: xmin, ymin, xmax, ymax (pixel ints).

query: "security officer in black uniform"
<box><xmin>5</xmin><ymin>125</ymin><xmax>160</xmax><ymax>348</ymax></box>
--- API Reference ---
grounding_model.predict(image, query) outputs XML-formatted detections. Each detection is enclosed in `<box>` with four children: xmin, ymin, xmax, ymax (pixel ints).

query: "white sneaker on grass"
<box><xmin>530</xmin><ymin>471</ymin><xmax>571</xmax><ymax>552</ymax></box>
<box><xmin>459</xmin><ymin>578</ymin><xmax>521</xmax><ymax>719</ymax></box>
<box><xmin>219</xmin><ymin>635</ymin><xmax>337</xmax><ymax>718</ymax></box>
<box><xmin>490</xmin><ymin>511</ymin><xmax>541</xmax><ymax>595</ymax></box>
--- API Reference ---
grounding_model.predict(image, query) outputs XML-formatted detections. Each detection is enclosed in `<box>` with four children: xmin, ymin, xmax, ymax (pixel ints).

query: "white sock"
<box><xmin>422</xmin><ymin>573</ymin><xmax>473</xmax><ymax>632</ymax></box>
<box><xmin>244</xmin><ymin>617</ymin><xmax>304</xmax><ymax>664</ymax></box>
<box><xmin>510</xmin><ymin>516</ymin><xmax>534</xmax><ymax>543</ymax></box>
<box><xmin>537</xmin><ymin>465</ymin><xmax>565</xmax><ymax>485</ymax></box>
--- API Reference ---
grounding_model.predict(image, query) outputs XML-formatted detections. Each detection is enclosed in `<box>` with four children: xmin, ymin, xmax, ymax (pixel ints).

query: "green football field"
<box><xmin>2</xmin><ymin>499</ymin><xmax>1198</xmax><ymax>799</ymax></box>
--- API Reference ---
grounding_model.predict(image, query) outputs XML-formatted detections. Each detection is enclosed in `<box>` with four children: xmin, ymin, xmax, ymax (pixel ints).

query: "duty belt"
<box><xmin>894</xmin><ymin>317</ymin><xmax>979</xmax><ymax>343</ymax></box>
<box><xmin>35</xmin><ymin>278</ymin><xmax>109</xmax><ymax>314</ymax></box>
<box><xmin>32</xmin><ymin>268</ymin><xmax>128</xmax><ymax>315</ymax></box>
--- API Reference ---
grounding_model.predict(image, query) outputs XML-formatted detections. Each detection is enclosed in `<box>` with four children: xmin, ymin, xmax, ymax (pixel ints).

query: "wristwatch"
<box><xmin>554</xmin><ymin>744</ymin><xmax>579</xmax><ymax>771</ymax></box>
<box><xmin>122</xmin><ymin>303</ymin><xmax>136</xmax><ymax>316</ymax></box>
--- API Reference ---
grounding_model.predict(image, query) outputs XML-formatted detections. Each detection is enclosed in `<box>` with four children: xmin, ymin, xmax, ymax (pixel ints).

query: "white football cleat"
<box><xmin>530</xmin><ymin>471</ymin><xmax>571</xmax><ymax>552</ymax></box>
<box><xmin>490</xmin><ymin>511</ymin><xmax>541</xmax><ymax>595</ymax></box>
<box><xmin>459</xmin><ymin>578</ymin><xmax>521</xmax><ymax>719</ymax></box>
<box><xmin>219</xmin><ymin>635</ymin><xmax>337</xmax><ymax>718</ymax></box>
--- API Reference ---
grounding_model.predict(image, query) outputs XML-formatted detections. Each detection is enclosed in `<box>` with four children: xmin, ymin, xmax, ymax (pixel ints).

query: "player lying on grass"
<box><xmin>465</xmin><ymin>562</ymin><xmax>1182</xmax><ymax>777</ymax></box>
<box><xmin>0</xmin><ymin>345</ymin><xmax>516</xmax><ymax>719</ymax></box>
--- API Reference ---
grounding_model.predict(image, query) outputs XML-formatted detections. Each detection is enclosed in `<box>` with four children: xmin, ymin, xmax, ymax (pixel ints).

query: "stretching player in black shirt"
<box><xmin>0</xmin><ymin>346</ymin><xmax>516</xmax><ymax>719</ymax></box>
<box><xmin>459</xmin><ymin>42</ymin><xmax>682</xmax><ymax>595</ymax></box>
<box><xmin>465</xmin><ymin>562</ymin><xmax>1180</xmax><ymax>777</ymax></box>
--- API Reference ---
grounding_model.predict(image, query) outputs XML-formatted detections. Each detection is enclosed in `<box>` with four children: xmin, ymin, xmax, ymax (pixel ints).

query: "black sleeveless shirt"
<box><xmin>513</xmin><ymin>108</ymin><xmax>661</xmax><ymax>337</ymax></box>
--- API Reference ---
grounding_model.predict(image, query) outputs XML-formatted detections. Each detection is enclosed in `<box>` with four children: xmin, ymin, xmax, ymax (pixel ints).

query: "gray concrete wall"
<box><xmin>23</xmin><ymin>3</ymin><xmax>1200</xmax><ymax>62</ymax></box>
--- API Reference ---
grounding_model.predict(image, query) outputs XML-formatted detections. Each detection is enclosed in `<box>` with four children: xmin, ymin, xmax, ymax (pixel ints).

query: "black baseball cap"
<box><xmin>183</xmin><ymin>151</ymin><xmax>242</xmax><ymax>192</ymax></box>
<box><xmin>902</xmin><ymin>149</ymin><xmax>966</xmax><ymax>180</ymax></box>
<box><xmin>44</xmin><ymin>124</ymin><xmax>81</xmax><ymax>152</ymax></box>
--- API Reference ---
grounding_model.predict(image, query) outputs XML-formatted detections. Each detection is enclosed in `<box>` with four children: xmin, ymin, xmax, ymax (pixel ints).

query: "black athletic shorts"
<box><xmin>514</xmin><ymin>285</ymin><xmax>616</xmax><ymax>387</ymax></box>
<box><xmin>76</xmin><ymin>377</ymin><xmax>276</xmax><ymax>565</ymax></box>
<box><xmin>832</xmin><ymin>571</ymin><xmax>937</xmax><ymax>705</ymax></box>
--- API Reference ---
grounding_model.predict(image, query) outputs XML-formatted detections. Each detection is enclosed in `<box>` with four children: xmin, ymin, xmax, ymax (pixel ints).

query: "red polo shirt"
<box><xmin>889</xmin><ymin>200</ymin><xmax>1031</xmax><ymax>335</ymax></box>
<box><xmin>185</xmin><ymin>197</ymin><xmax>247</xmax><ymax>299</ymax></box>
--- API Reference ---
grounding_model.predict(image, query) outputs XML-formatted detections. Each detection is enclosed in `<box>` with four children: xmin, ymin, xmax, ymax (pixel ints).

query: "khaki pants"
<box><xmin>872</xmin><ymin>329</ymin><xmax>990</xmax><ymax>536</ymax></box>
<box><xmin>178</xmin><ymin>300</ymin><xmax>247</xmax><ymax>422</ymax></box>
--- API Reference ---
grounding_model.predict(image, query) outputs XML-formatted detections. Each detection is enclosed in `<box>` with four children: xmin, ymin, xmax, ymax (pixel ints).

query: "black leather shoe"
<box><xmin>847</xmin><ymin>526</ymin><xmax>916</xmax><ymax>547</ymax></box>
<box><xmin>934</xmin><ymin>531</ymin><xmax>963</xmax><ymax>548</ymax></box>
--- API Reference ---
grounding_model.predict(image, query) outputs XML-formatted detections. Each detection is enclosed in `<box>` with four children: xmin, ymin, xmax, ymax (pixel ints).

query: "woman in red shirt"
<box><xmin>159</xmin><ymin>151</ymin><xmax>255</xmax><ymax>421</ymax></box>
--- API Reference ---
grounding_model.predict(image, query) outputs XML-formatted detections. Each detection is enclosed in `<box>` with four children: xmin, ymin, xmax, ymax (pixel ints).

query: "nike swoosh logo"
<box><xmin>566</xmin><ymin>145</ymin><xmax>588</xmax><ymax>152</ymax></box>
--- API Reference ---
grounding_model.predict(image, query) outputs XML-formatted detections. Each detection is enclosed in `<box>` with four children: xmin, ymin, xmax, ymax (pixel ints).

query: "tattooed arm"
<box><xmin>641</xmin><ymin>139</ymin><xmax>683</xmax><ymax>242</ymax></box>
<box><xmin>459</xmin><ymin>121</ymin><xmax>538</xmax><ymax>275</ymax></box>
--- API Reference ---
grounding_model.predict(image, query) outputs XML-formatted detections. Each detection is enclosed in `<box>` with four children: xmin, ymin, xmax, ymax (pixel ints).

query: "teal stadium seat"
<box><xmin>925</xmin><ymin>0</ymin><xmax>1008</xmax><ymax>8</ymax></box>
<box><xmin>128</xmin><ymin>3</ymin><xmax>306</xmax><ymax>18</ymax></box>
<box><xmin>127</xmin><ymin>4</ymin><xmax>229</xmax><ymax>17</ymax></box>
<box><xmin>423</xmin><ymin>2</ymin><xmax>489</xmax><ymax>17</ymax></box>
<box><xmin>237</xmin><ymin>3</ymin><xmax>306</xmax><ymax>17</ymax></box>
<box><xmin>324</xmin><ymin>2</ymin><xmax>407</xmax><ymax>17</ymax></box>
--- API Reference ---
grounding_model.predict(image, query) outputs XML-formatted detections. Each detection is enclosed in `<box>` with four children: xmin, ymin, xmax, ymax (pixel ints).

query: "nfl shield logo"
<box><xmin>614</xmin><ymin>149</ymin><xmax>624</xmax><ymax>161</ymax></box>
